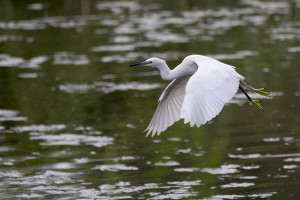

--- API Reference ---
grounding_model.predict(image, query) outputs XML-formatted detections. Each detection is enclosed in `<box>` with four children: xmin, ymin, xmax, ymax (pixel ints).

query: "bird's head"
<box><xmin>129</xmin><ymin>57</ymin><xmax>166</xmax><ymax>69</ymax></box>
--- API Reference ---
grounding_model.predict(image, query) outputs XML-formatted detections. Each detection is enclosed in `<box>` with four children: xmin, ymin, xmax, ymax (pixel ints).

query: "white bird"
<box><xmin>129</xmin><ymin>55</ymin><xmax>270</xmax><ymax>137</ymax></box>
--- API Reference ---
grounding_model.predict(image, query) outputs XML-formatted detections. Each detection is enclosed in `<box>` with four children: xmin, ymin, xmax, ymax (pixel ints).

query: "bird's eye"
<box><xmin>149</xmin><ymin>61</ymin><xmax>152</xmax><ymax>64</ymax></box>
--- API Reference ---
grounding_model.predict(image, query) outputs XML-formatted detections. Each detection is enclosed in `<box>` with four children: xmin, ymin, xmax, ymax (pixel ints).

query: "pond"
<box><xmin>0</xmin><ymin>0</ymin><xmax>299</xmax><ymax>199</ymax></box>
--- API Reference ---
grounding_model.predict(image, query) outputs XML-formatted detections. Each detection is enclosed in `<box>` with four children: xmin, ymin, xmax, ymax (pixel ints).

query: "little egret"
<box><xmin>129</xmin><ymin>55</ymin><xmax>270</xmax><ymax>137</ymax></box>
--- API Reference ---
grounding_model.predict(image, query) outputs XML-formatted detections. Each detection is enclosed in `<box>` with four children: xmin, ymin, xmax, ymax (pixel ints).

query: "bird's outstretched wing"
<box><xmin>180</xmin><ymin>59</ymin><xmax>244</xmax><ymax>127</ymax></box>
<box><xmin>145</xmin><ymin>76</ymin><xmax>190</xmax><ymax>137</ymax></box>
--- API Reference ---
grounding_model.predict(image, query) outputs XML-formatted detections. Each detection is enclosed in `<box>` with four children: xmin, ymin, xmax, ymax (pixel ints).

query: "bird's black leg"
<box><xmin>239</xmin><ymin>84</ymin><xmax>264</xmax><ymax>111</ymax></box>
<box><xmin>239</xmin><ymin>85</ymin><xmax>252</xmax><ymax>102</ymax></box>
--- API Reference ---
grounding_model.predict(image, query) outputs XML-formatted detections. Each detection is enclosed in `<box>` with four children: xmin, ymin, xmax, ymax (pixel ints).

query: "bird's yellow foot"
<box><xmin>251</xmin><ymin>99</ymin><xmax>264</xmax><ymax>111</ymax></box>
<box><xmin>240</xmin><ymin>81</ymin><xmax>271</xmax><ymax>97</ymax></box>
<box><xmin>253</xmin><ymin>88</ymin><xmax>271</xmax><ymax>97</ymax></box>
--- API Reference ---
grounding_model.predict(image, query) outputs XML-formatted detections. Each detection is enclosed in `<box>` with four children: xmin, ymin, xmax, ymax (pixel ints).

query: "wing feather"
<box><xmin>145</xmin><ymin>76</ymin><xmax>190</xmax><ymax>137</ymax></box>
<box><xmin>180</xmin><ymin>60</ymin><xmax>244</xmax><ymax>127</ymax></box>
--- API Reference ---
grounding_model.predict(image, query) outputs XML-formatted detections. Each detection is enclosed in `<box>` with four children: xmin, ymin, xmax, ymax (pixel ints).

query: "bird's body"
<box><xmin>129</xmin><ymin>55</ymin><xmax>269</xmax><ymax>137</ymax></box>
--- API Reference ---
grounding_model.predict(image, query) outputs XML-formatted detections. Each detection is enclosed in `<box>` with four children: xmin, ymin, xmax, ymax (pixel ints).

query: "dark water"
<box><xmin>0</xmin><ymin>0</ymin><xmax>299</xmax><ymax>199</ymax></box>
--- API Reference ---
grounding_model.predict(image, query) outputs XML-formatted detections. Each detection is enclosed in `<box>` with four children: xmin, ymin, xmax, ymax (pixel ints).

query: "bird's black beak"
<box><xmin>129</xmin><ymin>61</ymin><xmax>151</xmax><ymax>67</ymax></box>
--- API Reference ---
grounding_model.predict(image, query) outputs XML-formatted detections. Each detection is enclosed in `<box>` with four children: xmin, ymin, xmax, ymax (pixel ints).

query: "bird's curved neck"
<box><xmin>157</xmin><ymin>63</ymin><xmax>175</xmax><ymax>81</ymax></box>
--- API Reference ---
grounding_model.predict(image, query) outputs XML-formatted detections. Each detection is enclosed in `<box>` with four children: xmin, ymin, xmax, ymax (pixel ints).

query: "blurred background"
<box><xmin>0</xmin><ymin>0</ymin><xmax>299</xmax><ymax>199</ymax></box>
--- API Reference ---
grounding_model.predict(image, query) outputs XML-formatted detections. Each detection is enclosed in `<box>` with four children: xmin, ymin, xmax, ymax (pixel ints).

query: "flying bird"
<box><xmin>129</xmin><ymin>55</ymin><xmax>270</xmax><ymax>137</ymax></box>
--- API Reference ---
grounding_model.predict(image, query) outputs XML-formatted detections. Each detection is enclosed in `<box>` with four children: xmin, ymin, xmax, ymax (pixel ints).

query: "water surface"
<box><xmin>0</xmin><ymin>0</ymin><xmax>299</xmax><ymax>199</ymax></box>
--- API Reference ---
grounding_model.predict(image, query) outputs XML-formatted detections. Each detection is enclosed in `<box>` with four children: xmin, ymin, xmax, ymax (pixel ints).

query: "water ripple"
<box><xmin>174</xmin><ymin>168</ymin><xmax>198</xmax><ymax>172</ymax></box>
<box><xmin>27</xmin><ymin>3</ymin><xmax>45</xmax><ymax>11</ymax></box>
<box><xmin>0</xmin><ymin>54</ymin><xmax>47</xmax><ymax>68</ymax></box>
<box><xmin>220</xmin><ymin>182</ymin><xmax>255</xmax><ymax>189</ymax></box>
<box><xmin>59</xmin><ymin>81</ymin><xmax>162</xmax><ymax>94</ymax></box>
<box><xmin>207</xmin><ymin>50</ymin><xmax>258</xmax><ymax>61</ymax></box>
<box><xmin>93</xmin><ymin>164</ymin><xmax>138</xmax><ymax>171</ymax></box>
<box><xmin>30</xmin><ymin>132</ymin><xmax>114</xmax><ymax>148</ymax></box>
<box><xmin>229</xmin><ymin>153</ymin><xmax>300</xmax><ymax>159</ymax></box>
<box><xmin>12</xmin><ymin>124</ymin><xmax>66</xmax><ymax>133</ymax></box>
<box><xmin>201</xmin><ymin>164</ymin><xmax>239</xmax><ymax>175</ymax></box>
<box><xmin>0</xmin><ymin>109</ymin><xmax>27</xmax><ymax>122</ymax></box>
<box><xmin>154</xmin><ymin>161</ymin><xmax>180</xmax><ymax>166</ymax></box>
<box><xmin>53</xmin><ymin>52</ymin><xmax>89</xmax><ymax>65</ymax></box>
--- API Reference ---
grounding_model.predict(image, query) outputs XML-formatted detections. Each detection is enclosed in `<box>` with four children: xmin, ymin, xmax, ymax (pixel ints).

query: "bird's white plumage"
<box><xmin>131</xmin><ymin>55</ymin><xmax>245</xmax><ymax>137</ymax></box>
<box><xmin>145</xmin><ymin>77</ymin><xmax>190</xmax><ymax>137</ymax></box>
<box><xmin>180</xmin><ymin>58</ymin><xmax>244</xmax><ymax>127</ymax></box>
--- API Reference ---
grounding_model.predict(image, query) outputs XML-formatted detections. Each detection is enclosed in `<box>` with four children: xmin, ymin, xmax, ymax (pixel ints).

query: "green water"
<box><xmin>0</xmin><ymin>0</ymin><xmax>299</xmax><ymax>199</ymax></box>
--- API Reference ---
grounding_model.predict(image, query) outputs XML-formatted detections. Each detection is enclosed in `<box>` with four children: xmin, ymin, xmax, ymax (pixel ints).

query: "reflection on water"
<box><xmin>0</xmin><ymin>109</ymin><xmax>27</xmax><ymax>122</ymax></box>
<box><xmin>59</xmin><ymin>81</ymin><xmax>161</xmax><ymax>94</ymax></box>
<box><xmin>0</xmin><ymin>0</ymin><xmax>299</xmax><ymax>199</ymax></box>
<box><xmin>0</xmin><ymin>54</ymin><xmax>47</xmax><ymax>68</ymax></box>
